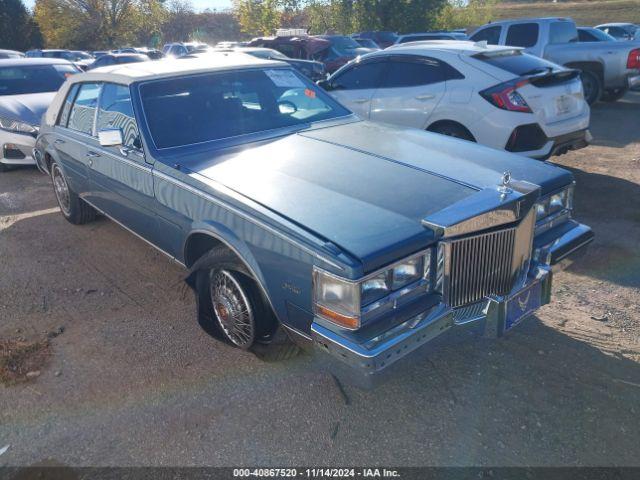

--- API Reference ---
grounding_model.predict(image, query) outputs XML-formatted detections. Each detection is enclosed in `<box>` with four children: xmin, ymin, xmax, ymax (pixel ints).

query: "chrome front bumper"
<box><xmin>311</xmin><ymin>222</ymin><xmax>593</xmax><ymax>378</ymax></box>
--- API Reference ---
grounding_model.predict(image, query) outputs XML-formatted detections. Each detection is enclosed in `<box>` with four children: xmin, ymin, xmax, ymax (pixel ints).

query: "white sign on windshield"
<box><xmin>264</xmin><ymin>69</ymin><xmax>305</xmax><ymax>88</ymax></box>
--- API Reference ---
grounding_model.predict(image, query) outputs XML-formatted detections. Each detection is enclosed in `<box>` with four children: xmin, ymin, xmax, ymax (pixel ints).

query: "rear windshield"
<box><xmin>473</xmin><ymin>50</ymin><xmax>559</xmax><ymax>76</ymax></box>
<box><xmin>0</xmin><ymin>64</ymin><xmax>80</xmax><ymax>95</ymax></box>
<box><xmin>140</xmin><ymin>68</ymin><xmax>351</xmax><ymax>149</ymax></box>
<box><xmin>549</xmin><ymin>21</ymin><xmax>579</xmax><ymax>44</ymax></box>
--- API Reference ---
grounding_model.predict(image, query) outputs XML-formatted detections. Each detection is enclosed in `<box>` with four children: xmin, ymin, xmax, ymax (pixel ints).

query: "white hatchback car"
<box><xmin>321</xmin><ymin>41</ymin><xmax>591</xmax><ymax>159</ymax></box>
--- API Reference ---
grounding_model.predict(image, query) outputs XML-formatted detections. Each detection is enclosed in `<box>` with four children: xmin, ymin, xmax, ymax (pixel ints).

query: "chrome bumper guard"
<box><xmin>311</xmin><ymin>222</ymin><xmax>593</xmax><ymax>377</ymax></box>
<box><xmin>628</xmin><ymin>74</ymin><xmax>640</xmax><ymax>89</ymax></box>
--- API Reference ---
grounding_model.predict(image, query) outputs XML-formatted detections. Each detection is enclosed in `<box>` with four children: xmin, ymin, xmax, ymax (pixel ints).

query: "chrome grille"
<box><xmin>444</xmin><ymin>227</ymin><xmax>517</xmax><ymax>308</ymax></box>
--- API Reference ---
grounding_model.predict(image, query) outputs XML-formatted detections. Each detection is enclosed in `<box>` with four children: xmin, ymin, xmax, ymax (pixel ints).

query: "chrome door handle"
<box><xmin>353</xmin><ymin>98</ymin><xmax>370</xmax><ymax>104</ymax></box>
<box><xmin>416</xmin><ymin>94</ymin><xmax>435</xmax><ymax>100</ymax></box>
<box><xmin>86</xmin><ymin>151</ymin><xmax>101</xmax><ymax>157</ymax></box>
<box><xmin>54</xmin><ymin>139</ymin><xmax>65</xmax><ymax>145</ymax></box>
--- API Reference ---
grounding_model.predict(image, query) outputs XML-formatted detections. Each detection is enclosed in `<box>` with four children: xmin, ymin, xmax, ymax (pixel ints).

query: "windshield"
<box><xmin>582</xmin><ymin>28</ymin><xmax>615</xmax><ymax>41</ymax></box>
<box><xmin>72</xmin><ymin>51</ymin><xmax>93</xmax><ymax>60</ymax></box>
<box><xmin>327</xmin><ymin>36</ymin><xmax>361</xmax><ymax>54</ymax></box>
<box><xmin>248</xmin><ymin>49</ymin><xmax>289</xmax><ymax>60</ymax></box>
<box><xmin>140</xmin><ymin>68</ymin><xmax>351</xmax><ymax>149</ymax></box>
<box><xmin>0</xmin><ymin>64</ymin><xmax>80</xmax><ymax>96</ymax></box>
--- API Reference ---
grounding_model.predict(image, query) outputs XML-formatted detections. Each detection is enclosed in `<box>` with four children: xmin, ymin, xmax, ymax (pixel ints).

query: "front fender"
<box><xmin>184</xmin><ymin>221</ymin><xmax>284</xmax><ymax>324</ymax></box>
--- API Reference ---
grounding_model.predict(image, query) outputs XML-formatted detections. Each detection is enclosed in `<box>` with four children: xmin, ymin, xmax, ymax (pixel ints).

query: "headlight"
<box><xmin>535</xmin><ymin>185</ymin><xmax>573</xmax><ymax>223</ymax></box>
<box><xmin>0</xmin><ymin>115</ymin><xmax>38</xmax><ymax>135</ymax></box>
<box><xmin>313</xmin><ymin>250</ymin><xmax>434</xmax><ymax>330</ymax></box>
<box><xmin>313</xmin><ymin>270</ymin><xmax>361</xmax><ymax>330</ymax></box>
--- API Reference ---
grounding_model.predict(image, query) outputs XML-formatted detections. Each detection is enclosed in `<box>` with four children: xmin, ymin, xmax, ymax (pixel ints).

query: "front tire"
<box><xmin>50</xmin><ymin>161</ymin><xmax>96</xmax><ymax>225</ymax></box>
<box><xmin>191</xmin><ymin>246</ymin><xmax>300</xmax><ymax>360</ymax></box>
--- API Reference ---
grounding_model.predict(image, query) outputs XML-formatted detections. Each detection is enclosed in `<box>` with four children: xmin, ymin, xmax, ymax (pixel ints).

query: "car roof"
<box><xmin>386</xmin><ymin>40</ymin><xmax>520</xmax><ymax>55</ymax></box>
<box><xmin>0</xmin><ymin>49</ymin><xmax>23</xmax><ymax>54</ymax></box>
<box><xmin>485</xmin><ymin>17</ymin><xmax>572</xmax><ymax>25</ymax></box>
<box><xmin>0</xmin><ymin>58</ymin><xmax>73</xmax><ymax>67</ymax></box>
<box><xmin>595</xmin><ymin>22</ymin><xmax>636</xmax><ymax>27</ymax></box>
<box><xmin>71</xmin><ymin>52</ymin><xmax>285</xmax><ymax>85</ymax></box>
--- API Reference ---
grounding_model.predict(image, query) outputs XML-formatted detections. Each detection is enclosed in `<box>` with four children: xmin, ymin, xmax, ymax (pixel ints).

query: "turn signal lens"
<box><xmin>316</xmin><ymin>305</ymin><xmax>360</xmax><ymax>330</ymax></box>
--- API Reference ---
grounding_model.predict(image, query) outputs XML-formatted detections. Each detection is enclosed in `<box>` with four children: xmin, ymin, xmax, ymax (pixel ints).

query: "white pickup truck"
<box><xmin>470</xmin><ymin>17</ymin><xmax>640</xmax><ymax>104</ymax></box>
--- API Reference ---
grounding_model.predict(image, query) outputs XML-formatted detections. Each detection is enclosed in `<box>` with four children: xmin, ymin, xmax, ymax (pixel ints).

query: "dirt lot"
<box><xmin>0</xmin><ymin>93</ymin><xmax>639</xmax><ymax>467</ymax></box>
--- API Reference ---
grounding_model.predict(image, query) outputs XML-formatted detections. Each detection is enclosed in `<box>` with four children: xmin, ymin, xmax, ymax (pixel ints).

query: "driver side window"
<box><xmin>96</xmin><ymin>83</ymin><xmax>142</xmax><ymax>151</ymax></box>
<box><xmin>330</xmin><ymin>61</ymin><xmax>387</xmax><ymax>90</ymax></box>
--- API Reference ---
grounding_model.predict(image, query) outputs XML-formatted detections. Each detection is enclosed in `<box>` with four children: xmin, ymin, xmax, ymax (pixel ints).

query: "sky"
<box><xmin>24</xmin><ymin>0</ymin><xmax>234</xmax><ymax>12</ymax></box>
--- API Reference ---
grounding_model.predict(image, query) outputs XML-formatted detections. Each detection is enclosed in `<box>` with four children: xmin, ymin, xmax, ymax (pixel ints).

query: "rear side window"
<box><xmin>380</xmin><ymin>58</ymin><xmax>444</xmax><ymax>88</ymax></box>
<box><xmin>506</xmin><ymin>23</ymin><xmax>539</xmax><ymax>48</ymax></box>
<box><xmin>331</xmin><ymin>61</ymin><xmax>387</xmax><ymax>90</ymax></box>
<box><xmin>67</xmin><ymin>83</ymin><xmax>101</xmax><ymax>135</ymax></box>
<box><xmin>549</xmin><ymin>22</ymin><xmax>578</xmax><ymax>44</ymax></box>
<box><xmin>470</xmin><ymin>26</ymin><xmax>501</xmax><ymax>45</ymax></box>
<box><xmin>96</xmin><ymin>84</ymin><xmax>141</xmax><ymax>150</ymax></box>
<box><xmin>57</xmin><ymin>84</ymin><xmax>79</xmax><ymax>126</ymax></box>
<box><xmin>473</xmin><ymin>50</ymin><xmax>558</xmax><ymax>76</ymax></box>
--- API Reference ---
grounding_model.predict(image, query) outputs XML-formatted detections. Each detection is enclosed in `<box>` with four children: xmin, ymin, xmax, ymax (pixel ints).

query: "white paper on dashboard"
<box><xmin>264</xmin><ymin>69</ymin><xmax>305</xmax><ymax>88</ymax></box>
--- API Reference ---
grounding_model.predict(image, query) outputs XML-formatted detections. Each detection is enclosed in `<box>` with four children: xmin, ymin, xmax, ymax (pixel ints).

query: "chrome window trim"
<box><xmin>152</xmin><ymin>169</ymin><xmax>345</xmax><ymax>271</ymax></box>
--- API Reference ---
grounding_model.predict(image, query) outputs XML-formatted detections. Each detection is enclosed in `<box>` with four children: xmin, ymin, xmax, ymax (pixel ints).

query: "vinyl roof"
<box><xmin>69</xmin><ymin>52</ymin><xmax>285</xmax><ymax>85</ymax></box>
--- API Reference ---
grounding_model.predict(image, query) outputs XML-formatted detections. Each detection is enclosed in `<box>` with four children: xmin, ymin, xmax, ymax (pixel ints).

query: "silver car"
<box><xmin>0</xmin><ymin>58</ymin><xmax>80</xmax><ymax>171</ymax></box>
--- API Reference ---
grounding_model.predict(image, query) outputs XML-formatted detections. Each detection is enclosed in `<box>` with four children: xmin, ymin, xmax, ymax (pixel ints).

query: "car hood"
<box><xmin>0</xmin><ymin>92</ymin><xmax>57</xmax><ymax>126</ymax></box>
<box><xmin>178</xmin><ymin>121</ymin><xmax>572</xmax><ymax>272</ymax></box>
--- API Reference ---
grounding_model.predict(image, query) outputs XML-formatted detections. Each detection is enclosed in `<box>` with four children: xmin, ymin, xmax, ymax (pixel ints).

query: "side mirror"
<box><xmin>317</xmin><ymin>79</ymin><xmax>332</xmax><ymax>91</ymax></box>
<box><xmin>98</xmin><ymin>128</ymin><xmax>123</xmax><ymax>147</ymax></box>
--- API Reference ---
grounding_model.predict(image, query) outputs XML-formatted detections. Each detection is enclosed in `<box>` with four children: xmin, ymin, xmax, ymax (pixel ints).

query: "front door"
<box><xmin>369</xmin><ymin>56</ymin><xmax>446</xmax><ymax>129</ymax></box>
<box><xmin>326</xmin><ymin>59</ymin><xmax>387</xmax><ymax>119</ymax></box>
<box><xmin>88</xmin><ymin>83</ymin><xmax>158</xmax><ymax>244</ymax></box>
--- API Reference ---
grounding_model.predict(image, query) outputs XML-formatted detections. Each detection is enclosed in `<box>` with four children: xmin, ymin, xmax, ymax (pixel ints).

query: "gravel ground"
<box><xmin>0</xmin><ymin>92</ymin><xmax>638</xmax><ymax>467</ymax></box>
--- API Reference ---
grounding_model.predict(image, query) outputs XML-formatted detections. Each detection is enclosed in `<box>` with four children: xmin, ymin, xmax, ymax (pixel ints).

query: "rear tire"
<box><xmin>190</xmin><ymin>246</ymin><xmax>301</xmax><ymax>360</ymax></box>
<box><xmin>50</xmin><ymin>161</ymin><xmax>96</xmax><ymax>225</ymax></box>
<box><xmin>580</xmin><ymin>70</ymin><xmax>602</xmax><ymax>105</ymax></box>
<box><xmin>601</xmin><ymin>88</ymin><xmax>628</xmax><ymax>102</ymax></box>
<box><xmin>428</xmin><ymin>122</ymin><xmax>475</xmax><ymax>142</ymax></box>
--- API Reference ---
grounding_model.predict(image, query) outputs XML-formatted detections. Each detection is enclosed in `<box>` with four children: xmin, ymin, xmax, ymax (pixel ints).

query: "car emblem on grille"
<box><xmin>517</xmin><ymin>290</ymin><xmax>531</xmax><ymax>312</ymax></box>
<box><xmin>498</xmin><ymin>171</ymin><xmax>513</xmax><ymax>196</ymax></box>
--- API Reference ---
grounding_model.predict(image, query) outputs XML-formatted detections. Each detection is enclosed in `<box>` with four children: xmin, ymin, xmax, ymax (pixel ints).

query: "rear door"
<box><xmin>52</xmin><ymin>82</ymin><xmax>101</xmax><ymax>194</ymax></box>
<box><xmin>88</xmin><ymin>83</ymin><xmax>158</xmax><ymax>243</ymax></box>
<box><xmin>369</xmin><ymin>55</ymin><xmax>447</xmax><ymax>129</ymax></box>
<box><xmin>327</xmin><ymin>59</ymin><xmax>387</xmax><ymax>118</ymax></box>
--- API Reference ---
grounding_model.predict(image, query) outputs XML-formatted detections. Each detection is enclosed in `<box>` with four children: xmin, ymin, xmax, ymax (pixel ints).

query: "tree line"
<box><xmin>0</xmin><ymin>0</ymin><xmax>496</xmax><ymax>51</ymax></box>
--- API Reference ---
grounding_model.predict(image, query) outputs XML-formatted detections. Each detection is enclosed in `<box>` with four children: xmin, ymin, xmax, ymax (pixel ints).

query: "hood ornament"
<box><xmin>498</xmin><ymin>171</ymin><xmax>513</xmax><ymax>197</ymax></box>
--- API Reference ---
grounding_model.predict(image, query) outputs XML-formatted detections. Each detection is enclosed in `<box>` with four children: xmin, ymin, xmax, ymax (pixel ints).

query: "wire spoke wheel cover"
<box><xmin>52</xmin><ymin>164</ymin><xmax>71</xmax><ymax>216</ymax></box>
<box><xmin>210</xmin><ymin>270</ymin><xmax>255</xmax><ymax>348</ymax></box>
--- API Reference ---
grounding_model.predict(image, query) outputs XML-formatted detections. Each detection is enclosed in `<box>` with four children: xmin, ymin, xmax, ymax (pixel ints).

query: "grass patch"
<box><xmin>493</xmin><ymin>0</ymin><xmax>640</xmax><ymax>25</ymax></box>
<box><xmin>0</xmin><ymin>338</ymin><xmax>50</xmax><ymax>386</ymax></box>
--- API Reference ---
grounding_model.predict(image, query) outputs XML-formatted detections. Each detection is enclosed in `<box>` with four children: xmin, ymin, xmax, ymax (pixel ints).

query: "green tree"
<box><xmin>0</xmin><ymin>0</ymin><xmax>43</xmax><ymax>51</ymax></box>
<box><xmin>235</xmin><ymin>0</ymin><xmax>282</xmax><ymax>36</ymax></box>
<box><xmin>34</xmin><ymin>0</ymin><xmax>165</xmax><ymax>49</ymax></box>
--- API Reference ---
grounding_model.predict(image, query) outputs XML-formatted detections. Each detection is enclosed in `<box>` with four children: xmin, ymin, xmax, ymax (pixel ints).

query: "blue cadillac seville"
<box><xmin>33</xmin><ymin>54</ymin><xmax>593</xmax><ymax>379</ymax></box>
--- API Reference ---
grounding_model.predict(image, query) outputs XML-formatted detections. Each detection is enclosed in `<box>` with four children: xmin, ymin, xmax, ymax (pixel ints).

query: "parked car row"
<box><xmin>26</xmin><ymin>53</ymin><xmax>594</xmax><ymax>382</ymax></box>
<box><xmin>468</xmin><ymin>17</ymin><xmax>640</xmax><ymax>104</ymax></box>
<box><xmin>320</xmin><ymin>41</ymin><xmax>590</xmax><ymax>160</ymax></box>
